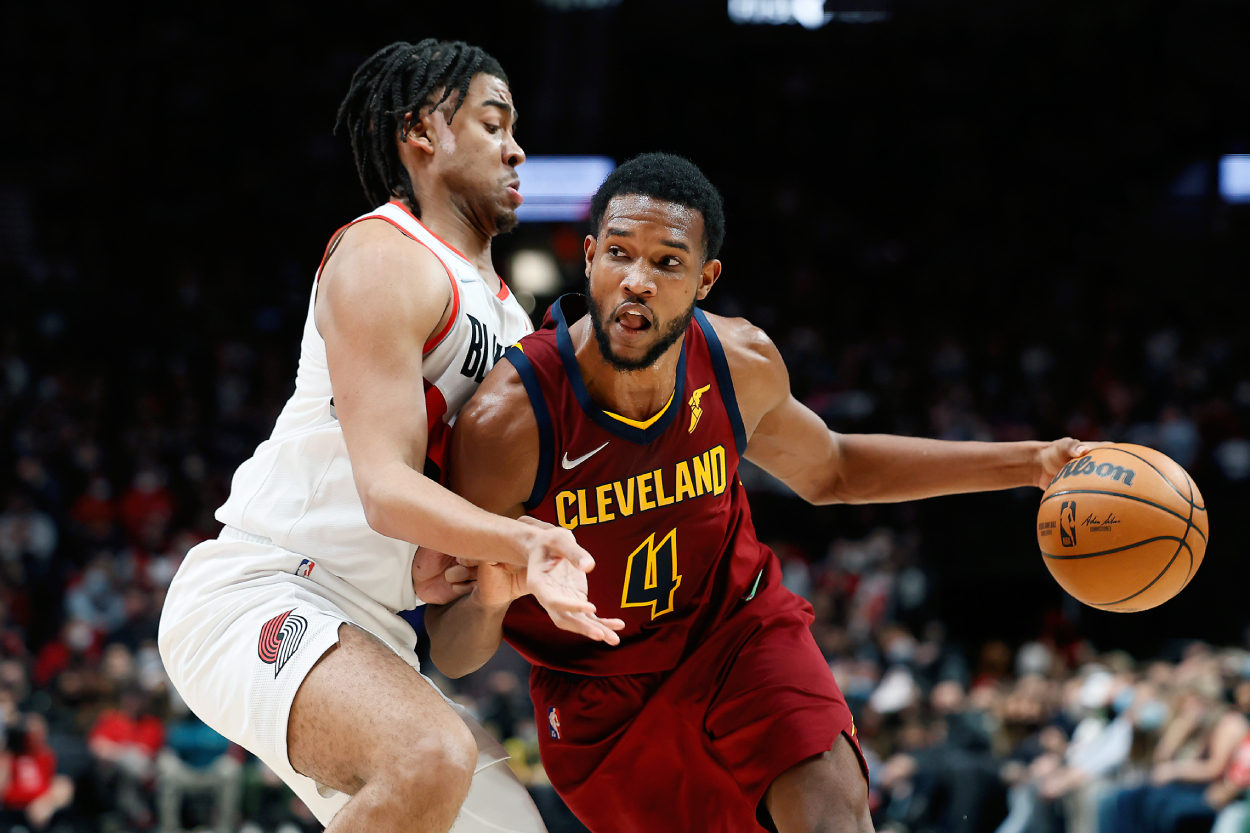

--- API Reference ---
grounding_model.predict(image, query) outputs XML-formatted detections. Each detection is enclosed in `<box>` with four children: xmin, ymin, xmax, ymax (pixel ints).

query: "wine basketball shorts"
<box><xmin>528</xmin><ymin>574</ymin><xmax>867</xmax><ymax>833</ymax></box>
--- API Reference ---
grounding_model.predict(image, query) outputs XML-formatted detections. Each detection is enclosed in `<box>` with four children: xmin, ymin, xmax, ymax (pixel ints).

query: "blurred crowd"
<box><xmin>3</xmin><ymin>159</ymin><xmax>1250</xmax><ymax>831</ymax></box>
<box><xmin>769</xmin><ymin>528</ymin><xmax>1250</xmax><ymax>833</ymax></box>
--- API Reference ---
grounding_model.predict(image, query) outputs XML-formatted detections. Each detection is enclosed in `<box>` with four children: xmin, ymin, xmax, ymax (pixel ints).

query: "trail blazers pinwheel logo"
<box><xmin>258</xmin><ymin>610</ymin><xmax>307</xmax><ymax>678</ymax></box>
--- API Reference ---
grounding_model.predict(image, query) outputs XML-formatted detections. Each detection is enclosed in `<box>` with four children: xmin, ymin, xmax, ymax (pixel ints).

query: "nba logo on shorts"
<box><xmin>296</xmin><ymin>559</ymin><xmax>315</xmax><ymax>578</ymax></box>
<box><xmin>547</xmin><ymin>707</ymin><xmax>561</xmax><ymax>739</ymax></box>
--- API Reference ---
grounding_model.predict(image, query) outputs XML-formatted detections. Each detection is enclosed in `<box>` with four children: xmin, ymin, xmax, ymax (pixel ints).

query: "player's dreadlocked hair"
<box><xmin>589</xmin><ymin>153</ymin><xmax>726</xmax><ymax>261</ymax></box>
<box><xmin>336</xmin><ymin>40</ymin><xmax>509</xmax><ymax>214</ymax></box>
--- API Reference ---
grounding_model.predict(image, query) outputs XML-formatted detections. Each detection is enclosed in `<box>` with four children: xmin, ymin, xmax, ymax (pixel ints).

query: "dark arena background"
<box><xmin>3</xmin><ymin>1</ymin><xmax>1250</xmax><ymax>831</ymax></box>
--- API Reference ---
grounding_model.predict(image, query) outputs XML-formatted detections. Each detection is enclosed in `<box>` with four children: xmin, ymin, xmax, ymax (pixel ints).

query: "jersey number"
<box><xmin>620</xmin><ymin>529</ymin><xmax>682</xmax><ymax>619</ymax></box>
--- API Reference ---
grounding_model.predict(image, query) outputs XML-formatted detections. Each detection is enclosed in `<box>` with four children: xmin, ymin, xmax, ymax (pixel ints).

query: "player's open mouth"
<box><xmin>615</xmin><ymin>305</ymin><xmax>652</xmax><ymax>333</ymax></box>
<box><xmin>506</xmin><ymin>183</ymin><xmax>523</xmax><ymax>205</ymax></box>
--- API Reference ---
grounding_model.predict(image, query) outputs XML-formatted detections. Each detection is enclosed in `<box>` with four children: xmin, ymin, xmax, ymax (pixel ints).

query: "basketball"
<box><xmin>1036</xmin><ymin>444</ymin><xmax>1208</xmax><ymax>612</ymax></box>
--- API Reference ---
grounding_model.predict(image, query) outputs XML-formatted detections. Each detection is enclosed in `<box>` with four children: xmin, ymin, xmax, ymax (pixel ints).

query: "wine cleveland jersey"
<box><xmin>501</xmin><ymin>296</ymin><xmax>775</xmax><ymax>676</ymax></box>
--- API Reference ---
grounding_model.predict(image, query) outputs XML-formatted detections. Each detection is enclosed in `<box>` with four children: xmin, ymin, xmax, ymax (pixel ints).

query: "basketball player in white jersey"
<box><xmin>158</xmin><ymin>40</ymin><xmax>623</xmax><ymax>833</ymax></box>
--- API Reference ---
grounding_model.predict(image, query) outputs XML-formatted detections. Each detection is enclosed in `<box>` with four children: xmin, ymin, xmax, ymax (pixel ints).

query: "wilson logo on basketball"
<box><xmin>258</xmin><ymin>610</ymin><xmax>307</xmax><ymax>678</ymax></box>
<box><xmin>1050</xmin><ymin>457</ymin><xmax>1137</xmax><ymax>487</ymax></box>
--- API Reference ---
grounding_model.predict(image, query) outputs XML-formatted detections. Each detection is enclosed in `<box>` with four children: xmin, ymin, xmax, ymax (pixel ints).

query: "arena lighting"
<box><xmin>727</xmin><ymin>0</ymin><xmax>890</xmax><ymax>28</ymax></box>
<box><xmin>1219</xmin><ymin>155</ymin><xmax>1250</xmax><ymax>204</ymax></box>
<box><xmin>515</xmin><ymin>156</ymin><xmax>616</xmax><ymax>222</ymax></box>
<box><xmin>535</xmin><ymin>0</ymin><xmax>620</xmax><ymax>8</ymax></box>
<box><xmin>509</xmin><ymin>250</ymin><xmax>562</xmax><ymax>296</ymax></box>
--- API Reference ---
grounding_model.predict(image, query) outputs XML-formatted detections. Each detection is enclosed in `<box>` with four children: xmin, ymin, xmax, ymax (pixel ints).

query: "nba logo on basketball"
<box><xmin>1059</xmin><ymin>500</ymin><xmax>1077</xmax><ymax>547</ymax></box>
<box><xmin>548</xmin><ymin>707</ymin><xmax>562</xmax><ymax>739</ymax></box>
<box><xmin>296</xmin><ymin>559</ymin><xmax>315</xmax><ymax>578</ymax></box>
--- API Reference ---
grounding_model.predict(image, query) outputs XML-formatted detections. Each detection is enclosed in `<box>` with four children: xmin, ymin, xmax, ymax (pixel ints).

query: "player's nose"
<box><xmin>620</xmin><ymin>265</ymin><xmax>656</xmax><ymax>297</ymax></box>
<box><xmin>505</xmin><ymin>135</ymin><xmax>525</xmax><ymax>168</ymax></box>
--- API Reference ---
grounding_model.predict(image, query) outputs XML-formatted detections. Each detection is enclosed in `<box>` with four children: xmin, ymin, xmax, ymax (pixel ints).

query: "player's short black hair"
<box><xmin>589</xmin><ymin>153</ymin><xmax>726</xmax><ymax>261</ymax></box>
<box><xmin>336</xmin><ymin>40</ymin><xmax>509</xmax><ymax>214</ymax></box>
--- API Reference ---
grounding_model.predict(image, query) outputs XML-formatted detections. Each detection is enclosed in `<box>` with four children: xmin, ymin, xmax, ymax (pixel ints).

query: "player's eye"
<box><xmin>484</xmin><ymin>123</ymin><xmax>500</xmax><ymax>134</ymax></box>
<box><xmin>660</xmin><ymin>256</ymin><xmax>681</xmax><ymax>267</ymax></box>
<box><xmin>608</xmin><ymin>246</ymin><xmax>627</xmax><ymax>258</ymax></box>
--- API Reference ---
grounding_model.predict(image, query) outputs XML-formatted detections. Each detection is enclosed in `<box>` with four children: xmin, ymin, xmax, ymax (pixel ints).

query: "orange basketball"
<box><xmin>1036</xmin><ymin>443</ymin><xmax>1208</xmax><ymax>612</ymax></box>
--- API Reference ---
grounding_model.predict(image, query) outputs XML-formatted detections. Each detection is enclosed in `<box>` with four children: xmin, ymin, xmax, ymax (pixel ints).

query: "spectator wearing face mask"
<box><xmin>1163</xmin><ymin>680</ymin><xmax>1250</xmax><ymax>833</ymax></box>
<box><xmin>1027</xmin><ymin>673</ymin><xmax>1148</xmax><ymax>833</ymax></box>
<box><xmin>1102</xmin><ymin>676</ymin><xmax>1249</xmax><ymax>833</ymax></box>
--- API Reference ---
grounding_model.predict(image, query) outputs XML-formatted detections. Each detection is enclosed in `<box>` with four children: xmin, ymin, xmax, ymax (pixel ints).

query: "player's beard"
<box><xmin>493</xmin><ymin>204</ymin><xmax>519</xmax><ymax>235</ymax></box>
<box><xmin>446</xmin><ymin>173</ymin><xmax>519</xmax><ymax>235</ymax></box>
<box><xmin>585</xmin><ymin>281</ymin><xmax>696</xmax><ymax>373</ymax></box>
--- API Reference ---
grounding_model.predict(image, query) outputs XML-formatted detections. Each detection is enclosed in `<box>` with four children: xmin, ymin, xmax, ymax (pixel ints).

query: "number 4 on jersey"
<box><xmin>620</xmin><ymin>529</ymin><xmax>682</xmax><ymax>619</ymax></box>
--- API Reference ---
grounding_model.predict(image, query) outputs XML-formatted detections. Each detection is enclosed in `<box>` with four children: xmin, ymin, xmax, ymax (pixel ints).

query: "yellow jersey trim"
<box><xmin>603</xmin><ymin>392</ymin><xmax>675</xmax><ymax>430</ymax></box>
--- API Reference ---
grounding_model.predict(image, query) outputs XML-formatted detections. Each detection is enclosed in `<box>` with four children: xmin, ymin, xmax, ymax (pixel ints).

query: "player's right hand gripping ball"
<box><xmin>1037</xmin><ymin>443</ymin><xmax>1208</xmax><ymax>612</ymax></box>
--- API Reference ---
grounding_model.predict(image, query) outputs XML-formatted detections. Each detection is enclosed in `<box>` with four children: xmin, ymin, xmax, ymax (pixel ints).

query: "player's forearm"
<box><xmin>821</xmin><ymin>435</ymin><xmax>1047</xmax><ymax>504</ymax></box>
<box><xmin>360</xmin><ymin>463</ymin><xmax>531</xmax><ymax>567</ymax></box>
<box><xmin>424</xmin><ymin>594</ymin><xmax>509</xmax><ymax>679</ymax></box>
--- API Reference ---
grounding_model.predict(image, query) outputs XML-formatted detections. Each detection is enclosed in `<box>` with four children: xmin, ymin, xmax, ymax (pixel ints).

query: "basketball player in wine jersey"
<box><xmin>158</xmin><ymin>41</ymin><xmax>621</xmax><ymax>833</ymax></box>
<box><xmin>428</xmin><ymin>153</ymin><xmax>1094</xmax><ymax>832</ymax></box>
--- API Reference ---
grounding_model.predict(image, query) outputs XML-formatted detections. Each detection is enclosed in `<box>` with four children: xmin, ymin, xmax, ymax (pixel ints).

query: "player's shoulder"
<box><xmin>449</xmin><ymin>354</ymin><xmax>539</xmax><ymax>500</ymax></box>
<box><xmin>697</xmin><ymin>310</ymin><xmax>785</xmax><ymax>381</ymax></box>
<box><xmin>320</xmin><ymin>217</ymin><xmax>452</xmax><ymax>302</ymax></box>
<box><xmin>456</xmin><ymin>353</ymin><xmax>535</xmax><ymax>442</ymax></box>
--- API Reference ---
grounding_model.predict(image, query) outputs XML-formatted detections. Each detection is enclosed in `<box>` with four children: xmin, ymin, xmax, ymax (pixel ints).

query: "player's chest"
<box><xmin>545</xmin><ymin>436</ymin><xmax>735</xmax><ymax>533</ymax></box>
<box><xmin>536</xmin><ymin>426</ymin><xmax>738</xmax><ymax>615</ymax></box>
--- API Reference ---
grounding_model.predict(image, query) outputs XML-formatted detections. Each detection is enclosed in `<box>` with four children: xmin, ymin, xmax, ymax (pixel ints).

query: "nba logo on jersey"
<box><xmin>295</xmin><ymin>559</ymin><xmax>315</xmax><ymax>578</ymax></box>
<box><xmin>547</xmin><ymin>707</ymin><xmax>562</xmax><ymax>739</ymax></box>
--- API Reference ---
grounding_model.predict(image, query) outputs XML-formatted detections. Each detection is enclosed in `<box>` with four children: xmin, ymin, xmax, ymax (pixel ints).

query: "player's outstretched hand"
<box><xmin>1035</xmin><ymin>438</ymin><xmax>1111</xmax><ymax>489</ymax></box>
<box><xmin>517</xmin><ymin>516</ymin><xmax>625</xmax><ymax>645</ymax></box>
<box><xmin>412</xmin><ymin>546</ymin><xmax>474</xmax><ymax>604</ymax></box>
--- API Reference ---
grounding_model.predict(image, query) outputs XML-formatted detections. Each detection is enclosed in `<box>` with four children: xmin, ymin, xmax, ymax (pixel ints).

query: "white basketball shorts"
<box><xmin>158</xmin><ymin>527</ymin><xmax>546</xmax><ymax>831</ymax></box>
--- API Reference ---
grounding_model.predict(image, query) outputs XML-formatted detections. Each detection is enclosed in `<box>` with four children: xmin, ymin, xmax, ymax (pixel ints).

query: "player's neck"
<box><xmin>571</xmin><ymin>319</ymin><xmax>684</xmax><ymax>422</ymax></box>
<box><xmin>404</xmin><ymin>197</ymin><xmax>500</xmax><ymax>287</ymax></box>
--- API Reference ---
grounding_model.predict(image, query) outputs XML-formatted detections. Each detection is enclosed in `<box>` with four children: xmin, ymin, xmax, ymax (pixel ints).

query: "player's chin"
<box><xmin>605</xmin><ymin>342</ymin><xmax>651</xmax><ymax>369</ymax></box>
<box><xmin>493</xmin><ymin>206</ymin><xmax>520</xmax><ymax>235</ymax></box>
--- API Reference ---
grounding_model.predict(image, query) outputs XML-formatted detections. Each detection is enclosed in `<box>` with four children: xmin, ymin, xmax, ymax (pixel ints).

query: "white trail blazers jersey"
<box><xmin>215</xmin><ymin>201</ymin><xmax>533</xmax><ymax>611</ymax></box>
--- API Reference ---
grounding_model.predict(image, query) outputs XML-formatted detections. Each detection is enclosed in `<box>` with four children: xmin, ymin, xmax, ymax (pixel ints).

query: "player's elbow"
<box><xmin>429</xmin><ymin>642</ymin><xmax>486</xmax><ymax>680</ymax></box>
<box><xmin>803</xmin><ymin>471</ymin><xmax>866</xmax><ymax>506</ymax></box>
<box><xmin>796</xmin><ymin>433</ymin><xmax>865</xmax><ymax>505</ymax></box>
<box><xmin>431</xmin><ymin>656</ymin><xmax>477</xmax><ymax>680</ymax></box>
<box><xmin>358</xmin><ymin>476</ymin><xmax>398</xmax><ymax>538</ymax></box>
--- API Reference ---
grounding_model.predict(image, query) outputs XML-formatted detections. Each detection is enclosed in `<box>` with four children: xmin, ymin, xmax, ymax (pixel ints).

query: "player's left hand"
<box><xmin>412</xmin><ymin>546</ymin><xmax>474</xmax><ymax>604</ymax></box>
<box><xmin>1035</xmin><ymin>438</ymin><xmax>1110</xmax><ymax>489</ymax></box>
<box><xmin>517</xmin><ymin>516</ymin><xmax>626</xmax><ymax>645</ymax></box>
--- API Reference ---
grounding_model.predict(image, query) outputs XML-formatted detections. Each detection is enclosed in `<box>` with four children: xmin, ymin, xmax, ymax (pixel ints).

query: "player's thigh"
<box><xmin>763</xmin><ymin>732</ymin><xmax>872</xmax><ymax>833</ymax></box>
<box><xmin>287</xmin><ymin>622</ymin><xmax>476</xmax><ymax>796</ymax></box>
<box><xmin>702</xmin><ymin>606</ymin><xmax>858</xmax><ymax>810</ymax></box>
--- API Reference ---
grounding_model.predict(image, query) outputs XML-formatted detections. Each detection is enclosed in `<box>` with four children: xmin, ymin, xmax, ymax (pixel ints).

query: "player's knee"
<box><xmin>828</xmin><ymin>781</ymin><xmax>872</xmax><ymax>833</ymax></box>
<box><xmin>381</xmin><ymin>717</ymin><xmax>476</xmax><ymax>809</ymax></box>
<box><xmin>766</xmin><ymin>736</ymin><xmax>873</xmax><ymax>833</ymax></box>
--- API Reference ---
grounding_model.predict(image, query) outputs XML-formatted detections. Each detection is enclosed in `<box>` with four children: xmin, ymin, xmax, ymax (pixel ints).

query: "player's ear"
<box><xmin>584</xmin><ymin>235</ymin><xmax>597</xmax><ymax>277</ymax></box>
<box><xmin>399</xmin><ymin>110</ymin><xmax>437</xmax><ymax>156</ymax></box>
<box><xmin>695</xmin><ymin>258</ymin><xmax>721</xmax><ymax>301</ymax></box>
